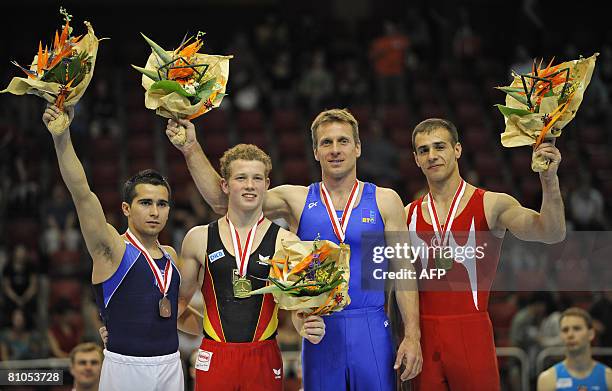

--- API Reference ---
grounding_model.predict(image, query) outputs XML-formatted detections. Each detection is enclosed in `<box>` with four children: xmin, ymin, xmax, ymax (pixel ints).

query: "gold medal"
<box><xmin>159</xmin><ymin>296</ymin><xmax>171</xmax><ymax>318</ymax></box>
<box><xmin>233</xmin><ymin>277</ymin><xmax>252</xmax><ymax>298</ymax></box>
<box><xmin>434</xmin><ymin>252</ymin><xmax>454</xmax><ymax>271</ymax></box>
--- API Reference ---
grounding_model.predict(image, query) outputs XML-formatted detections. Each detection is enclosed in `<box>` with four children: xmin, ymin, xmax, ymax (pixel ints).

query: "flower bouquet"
<box><xmin>495</xmin><ymin>54</ymin><xmax>597</xmax><ymax>171</ymax></box>
<box><xmin>1</xmin><ymin>8</ymin><xmax>99</xmax><ymax>135</ymax></box>
<box><xmin>132</xmin><ymin>32</ymin><xmax>232</xmax><ymax>145</ymax></box>
<box><xmin>248</xmin><ymin>239</ymin><xmax>351</xmax><ymax>316</ymax></box>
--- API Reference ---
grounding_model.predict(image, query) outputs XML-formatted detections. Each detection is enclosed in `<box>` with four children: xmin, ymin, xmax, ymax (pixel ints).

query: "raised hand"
<box><xmin>42</xmin><ymin>104</ymin><xmax>74</xmax><ymax>135</ymax></box>
<box><xmin>165</xmin><ymin>118</ymin><xmax>197</xmax><ymax>151</ymax></box>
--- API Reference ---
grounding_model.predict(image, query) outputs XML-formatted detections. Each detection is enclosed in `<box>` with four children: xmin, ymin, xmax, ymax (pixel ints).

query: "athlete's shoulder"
<box><xmin>536</xmin><ymin>364</ymin><xmax>557</xmax><ymax>391</ymax></box>
<box><xmin>374</xmin><ymin>185</ymin><xmax>403</xmax><ymax>206</ymax></box>
<box><xmin>161</xmin><ymin>245</ymin><xmax>178</xmax><ymax>261</ymax></box>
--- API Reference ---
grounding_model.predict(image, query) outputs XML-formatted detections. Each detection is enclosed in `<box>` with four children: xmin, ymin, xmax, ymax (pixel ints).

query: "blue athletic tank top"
<box><xmin>554</xmin><ymin>361</ymin><xmax>608</xmax><ymax>390</ymax></box>
<box><xmin>297</xmin><ymin>182</ymin><xmax>385</xmax><ymax>310</ymax></box>
<box><xmin>93</xmin><ymin>242</ymin><xmax>181</xmax><ymax>356</ymax></box>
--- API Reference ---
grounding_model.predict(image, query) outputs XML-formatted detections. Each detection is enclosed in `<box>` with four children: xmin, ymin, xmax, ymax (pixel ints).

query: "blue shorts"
<box><xmin>302</xmin><ymin>306</ymin><xmax>395</xmax><ymax>391</ymax></box>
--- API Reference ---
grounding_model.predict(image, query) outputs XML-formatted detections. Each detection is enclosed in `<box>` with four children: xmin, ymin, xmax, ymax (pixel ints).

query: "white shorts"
<box><xmin>100</xmin><ymin>349</ymin><xmax>184</xmax><ymax>391</ymax></box>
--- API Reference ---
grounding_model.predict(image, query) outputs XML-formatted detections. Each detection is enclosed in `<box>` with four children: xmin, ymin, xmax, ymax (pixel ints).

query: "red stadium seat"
<box><xmin>280</xmin><ymin>159</ymin><xmax>312</xmax><ymax>185</ymax></box>
<box><xmin>237</xmin><ymin>110</ymin><xmax>264</xmax><ymax>133</ymax></box>
<box><xmin>278</xmin><ymin>133</ymin><xmax>307</xmax><ymax>159</ymax></box>
<box><xmin>49</xmin><ymin>278</ymin><xmax>83</xmax><ymax>309</ymax></box>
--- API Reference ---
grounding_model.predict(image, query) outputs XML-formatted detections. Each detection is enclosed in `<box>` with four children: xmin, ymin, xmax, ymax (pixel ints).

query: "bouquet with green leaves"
<box><xmin>249</xmin><ymin>239</ymin><xmax>351</xmax><ymax>316</ymax></box>
<box><xmin>495</xmin><ymin>54</ymin><xmax>597</xmax><ymax>171</ymax></box>
<box><xmin>133</xmin><ymin>32</ymin><xmax>232</xmax><ymax>145</ymax></box>
<box><xmin>1</xmin><ymin>7</ymin><xmax>99</xmax><ymax>134</ymax></box>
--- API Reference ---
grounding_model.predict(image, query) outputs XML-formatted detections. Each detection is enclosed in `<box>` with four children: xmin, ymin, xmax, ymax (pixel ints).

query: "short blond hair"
<box><xmin>219</xmin><ymin>144</ymin><xmax>272</xmax><ymax>180</ymax></box>
<box><xmin>69</xmin><ymin>342</ymin><xmax>103</xmax><ymax>365</ymax></box>
<box><xmin>310</xmin><ymin>108</ymin><xmax>360</xmax><ymax>149</ymax></box>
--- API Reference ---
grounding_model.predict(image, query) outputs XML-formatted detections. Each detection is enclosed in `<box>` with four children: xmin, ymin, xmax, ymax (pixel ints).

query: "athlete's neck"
<box><xmin>565</xmin><ymin>348</ymin><xmax>595</xmax><ymax>373</ymax></box>
<box><xmin>127</xmin><ymin>225</ymin><xmax>159</xmax><ymax>251</ymax></box>
<box><xmin>74</xmin><ymin>382</ymin><xmax>99</xmax><ymax>391</ymax></box>
<box><xmin>226</xmin><ymin>207</ymin><xmax>263</xmax><ymax>229</ymax></box>
<box><xmin>428</xmin><ymin>171</ymin><xmax>463</xmax><ymax>204</ymax></box>
<box><xmin>321</xmin><ymin>173</ymin><xmax>358</xmax><ymax>203</ymax></box>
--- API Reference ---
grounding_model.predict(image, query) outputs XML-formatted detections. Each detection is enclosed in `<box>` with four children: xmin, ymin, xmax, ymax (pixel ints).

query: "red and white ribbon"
<box><xmin>125</xmin><ymin>229</ymin><xmax>172</xmax><ymax>296</ymax></box>
<box><xmin>320</xmin><ymin>180</ymin><xmax>360</xmax><ymax>243</ymax></box>
<box><xmin>427</xmin><ymin>179</ymin><xmax>466</xmax><ymax>248</ymax></box>
<box><xmin>226</xmin><ymin>213</ymin><xmax>265</xmax><ymax>277</ymax></box>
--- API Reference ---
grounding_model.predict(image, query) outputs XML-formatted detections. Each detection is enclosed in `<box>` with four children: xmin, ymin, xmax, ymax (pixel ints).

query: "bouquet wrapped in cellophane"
<box><xmin>248</xmin><ymin>239</ymin><xmax>351</xmax><ymax>316</ymax></box>
<box><xmin>495</xmin><ymin>54</ymin><xmax>597</xmax><ymax>171</ymax></box>
<box><xmin>132</xmin><ymin>32</ymin><xmax>232</xmax><ymax>145</ymax></box>
<box><xmin>1</xmin><ymin>7</ymin><xmax>99</xmax><ymax>134</ymax></box>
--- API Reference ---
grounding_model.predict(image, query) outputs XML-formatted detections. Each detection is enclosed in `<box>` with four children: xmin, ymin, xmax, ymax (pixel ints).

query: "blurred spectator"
<box><xmin>569</xmin><ymin>173</ymin><xmax>607</xmax><ymax>230</ymax></box>
<box><xmin>89</xmin><ymin>78</ymin><xmax>120</xmax><ymax>139</ymax></box>
<box><xmin>69</xmin><ymin>342</ymin><xmax>103</xmax><ymax>391</ymax></box>
<box><xmin>268</xmin><ymin>51</ymin><xmax>296</xmax><ymax>108</ymax></box>
<box><xmin>42</xmin><ymin>183</ymin><xmax>81</xmax><ymax>254</ymax></box>
<box><xmin>452</xmin><ymin>7</ymin><xmax>482</xmax><ymax>65</ymax></box>
<box><xmin>47</xmin><ymin>299</ymin><xmax>84</xmax><ymax>358</ymax></box>
<box><xmin>81</xmin><ymin>289</ymin><xmax>104</xmax><ymax>344</ymax></box>
<box><xmin>590</xmin><ymin>291</ymin><xmax>612</xmax><ymax>366</ymax></box>
<box><xmin>369</xmin><ymin>21</ymin><xmax>409</xmax><ymax>105</ymax></box>
<box><xmin>298</xmin><ymin>51</ymin><xmax>334</xmax><ymax>112</ymax></box>
<box><xmin>1</xmin><ymin>244</ymin><xmax>39</xmax><ymax>322</ymax></box>
<box><xmin>509</xmin><ymin>45</ymin><xmax>534</xmax><ymax>79</ymax></box>
<box><xmin>0</xmin><ymin>308</ymin><xmax>47</xmax><ymax>360</ymax></box>
<box><xmin>336</xmin><ymin>59</ymin><xmax>369</xmax><ymax>107</ymax></box>
<box><xmin>358</xmin><ymin>119</ymin><xmax>400</xmax><ymax>188</ymax></box>
<box><xmin>6</xmin><ymin>155</ymin><xmax>40</xmax><ymax>219</ymax></box>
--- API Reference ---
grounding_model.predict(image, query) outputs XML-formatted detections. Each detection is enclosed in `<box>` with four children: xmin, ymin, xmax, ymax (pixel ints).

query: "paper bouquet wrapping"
<box><xmin>132</xmin><ymin>32</ymin><xmax>232</xmax><ymax>145</ymax></box>
<box><xmin>495</xmin><ymin>54</ymin><xmax>597</xmax><ymax>171</ymax></box>
<box><xmin>1</xmin><ymin>8</ymin><xmax>99</xmax><ymax>135</ymax></box>
<box><xmin>248</xmin><ymin>239</ymin><xmax>351</xmax><ymax>316</ymax></box>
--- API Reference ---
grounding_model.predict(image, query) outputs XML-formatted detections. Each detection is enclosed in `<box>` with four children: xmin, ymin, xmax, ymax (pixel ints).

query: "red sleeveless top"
<box><xmin>406</xmin><ymin>188</ymin><xmax>503</xmax><ymax>316</ymax></box>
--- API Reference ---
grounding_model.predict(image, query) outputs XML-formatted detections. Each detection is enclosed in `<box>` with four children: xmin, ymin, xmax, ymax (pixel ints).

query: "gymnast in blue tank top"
<box><xmin>298</xmin><ymin>181</ymin><xmax>396</xmax><ymax>391</ymax></box>
<box><xmin>94</xmin><ymin>240</ymin><xmax>181</xmax><ymax>357</ymax></box>
<box><xmin>552</xmin><ymin>361</ymin><xmax>608</xmax><ymax>390</ymax></box>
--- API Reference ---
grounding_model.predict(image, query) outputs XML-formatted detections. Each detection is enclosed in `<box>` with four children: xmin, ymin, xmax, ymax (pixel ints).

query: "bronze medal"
<box><xmin>233</xmin><ymin>276</ymin><xmax>252</xmax><ymax>299</ymax></box>
<box><xmin>159</xmin><ymin>296</ymin><xmax>171</xmax><ymax>318</ymax></box>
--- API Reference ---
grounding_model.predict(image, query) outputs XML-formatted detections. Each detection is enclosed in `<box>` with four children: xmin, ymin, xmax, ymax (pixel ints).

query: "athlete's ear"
<box><xmin>220</xmin><ymin>178</ymin><xmax>229</xmax><ymax>195</ymax></box>
<box><xmin>121</xmin><ymin>202</ymin><xmax>130</xmax><ymax>217</ymax></box>
<box><xmin>312</xmin><ymin>146</ymin><xmax>320</xmax><ymax>162</ymax></box>
<box><xmin>265</xmin><ymin>177</ymin><xmax>270</xmax><ymax>190</ymax></box>
<box><xmin>355</xmin><ymin>141</ymin><xmax>361</xmax><ymax>158</ymax></box>
<box><xmin>455</xmin><ymin>142</ymin><xmax>462</xmax><ymax>160</ymax></box>
<box><xmin>413</xmin><ymin>151</ymin><xmax>421</xmax><ymax>168</ymax></box>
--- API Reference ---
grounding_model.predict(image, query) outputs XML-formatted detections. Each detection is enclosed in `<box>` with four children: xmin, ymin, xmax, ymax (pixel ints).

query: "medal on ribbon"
<box><xmin>427</xmin><ymin>180</ymin><xmax>466</xmax><ymax>271</ymax></box>
<box><xmin>227</xmin><ymin>214</ymin><xmax>264</xmax><ymax>299</ymax></box>
<box><xmin>125</xmin><ymin>229</ymin><xmax>173</xmax><ymax>318</ymax></box>
<box><xmin>320</xmin><ymin>180</ymin><xmax>360</xmax><ymax>243</ymax></box>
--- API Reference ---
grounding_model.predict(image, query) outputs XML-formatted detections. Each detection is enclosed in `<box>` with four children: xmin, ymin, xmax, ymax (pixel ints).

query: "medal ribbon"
<box><xmin>125</xmin><ymin>229</ymin><xmax>172</xmax><ymax>297</ymax></box>
<box><xmin>427</xmin><ymin>179</ymin><xmax>466</xmax><ymax>247</ymax></box>
<box><xmin>226</xmin><ymin>213</ymin><xmax>265</xmax><ymax>277</ymax></box>
<box><xmin>320</xmin><ymin>180</ymin><xmax>360</xmax><ymax>243</ymax></box>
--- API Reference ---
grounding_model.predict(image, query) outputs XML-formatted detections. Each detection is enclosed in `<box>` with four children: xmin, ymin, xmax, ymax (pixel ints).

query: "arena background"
<box><xmin>0</xmin><ymin>0</ymin><xmax>610</xmax><ymax>389</ymax></box>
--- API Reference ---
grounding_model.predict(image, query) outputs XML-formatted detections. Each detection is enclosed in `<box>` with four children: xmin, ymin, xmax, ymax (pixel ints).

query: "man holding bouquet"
<box><xmin>405</xmin><ymin>118</ymin><xmax>565</xmax><ymax>390</ymax></box>
<box><xmin>43</xmin><ymin>105</ymin><xmax>184</xmax><ymax>391</ymax></box>
<box><xmin>175</xmin><ymin>144</ymin><xmax>326</xmax><ymax>390</ymax></box>
<box><xmin>165</xmin><ymin>108</ymin><xmax>422</xmax><ymax>390</ymax></box>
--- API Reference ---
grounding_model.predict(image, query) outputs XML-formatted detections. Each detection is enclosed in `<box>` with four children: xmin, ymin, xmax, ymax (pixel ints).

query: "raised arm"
<box><xmin>165</xmin><ymin>119</ymin><xmax>307</xmax><ymax>229</ymax></box>
<box><xmin>166</xmin><ymin>119</ymin><xmax>228</xmax><ymax>215</ymax></box>
<box><xmin>487</xmin><ymin>143</ymin><xmax>565</xmax><ymax>243</ymax></box>
<box><xmin>378</xmin><ymin>187</ymin><xmax>422</xmax><ymax>381</ymax></box>
<box><xmin>43</xmin><ymin>105</ymin><xmax>125</xmax><ymax>282</ymax></box>
<box><xmin>177</xmin><ymin>225</ymin><xmax>207</xmax><ymax>335</ymax></box>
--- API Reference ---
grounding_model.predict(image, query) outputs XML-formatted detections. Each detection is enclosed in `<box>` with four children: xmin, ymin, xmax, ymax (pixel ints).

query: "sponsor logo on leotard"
<box><xmin>208</xmin><ymin>249</ymin><xmax>225</xmax><ymax>263</ymax></box>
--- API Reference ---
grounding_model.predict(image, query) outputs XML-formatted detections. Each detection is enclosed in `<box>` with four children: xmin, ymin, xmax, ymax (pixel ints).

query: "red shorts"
<box><xmin>194</xmin><ymin>338</ymin><xmax>283</xmax><ymax>391</ymax></box>
<box><xmin>413</xmin><ymin>312</ymin><xmax>500</xmax><ymax>391</ymax></box>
